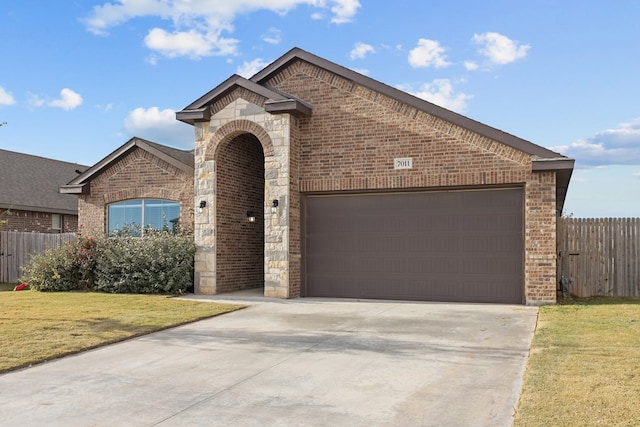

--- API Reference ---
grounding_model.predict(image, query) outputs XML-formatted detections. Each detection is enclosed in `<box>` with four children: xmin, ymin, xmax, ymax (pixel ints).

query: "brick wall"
<box><xmin>263</xmin><ymin>60</ymin><xmax>557</xmax><ymax>304</ymax></box>
<box><xmin>0</xmin><ymin>209</ymin><xmax>78</xmax><ymax>233</ymax></box>
<box><xmin>77</xmin><ymin>147</ymin><xmax>194</xmax><ymax>236</ymax></box>
<box><xmin>215</xmin><ymin>133</ymin><xmax>265</xmax><ymax>292</ymax></box>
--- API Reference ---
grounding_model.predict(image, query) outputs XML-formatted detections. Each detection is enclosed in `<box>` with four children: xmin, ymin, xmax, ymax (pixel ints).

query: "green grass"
<box><xmin>514</xmin><ymin>297</ymin><xmax>640</xmax><ymax>426</ymax></box>
<box><xmin>0</xmin><ymin>291</ymin><xmax>242</xmax><ymax>373</ymax></box>
<box><xmin>0</xmin><ymin>282</ymin><xmax>18</xmax><ymax>291</ymax></box>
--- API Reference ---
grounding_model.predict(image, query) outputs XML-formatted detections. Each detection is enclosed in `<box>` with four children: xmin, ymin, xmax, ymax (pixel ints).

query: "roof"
<box><xmin>176</xmin><ymin>47</ymin><xmax>574</xmax><ymax>210</ymax></box>
<box><xmin>0</xmin><ymin>149</ymin><xmax>88</xmax><ymax>215</ymax></box>
<box><xmin>176</xmin><ymin>74</ymin><xmax>312</xmax><ymax>124</ymax></box>
<box><xmin>60</xmin><ymin>137</ymin><xmax>194</xmax><ymax>195</ymax></box>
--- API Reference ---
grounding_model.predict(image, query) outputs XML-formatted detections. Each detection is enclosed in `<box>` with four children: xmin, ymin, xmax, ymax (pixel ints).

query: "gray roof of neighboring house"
<box><xmin>60</xmin><ymin>137</ymin><xmax>194</xmax><ymax>195</ymax></box>
<box><xmin>0</xmin><ymin>149</ymin><xmax>88</xmax><ymax>215</ymax></box>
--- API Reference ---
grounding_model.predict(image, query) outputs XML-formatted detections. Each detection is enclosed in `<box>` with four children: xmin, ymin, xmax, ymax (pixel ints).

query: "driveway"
<box><xmin>0</xmin><ymin>291</ymin><xmax>537</xmax><ymax>426</ymax></box>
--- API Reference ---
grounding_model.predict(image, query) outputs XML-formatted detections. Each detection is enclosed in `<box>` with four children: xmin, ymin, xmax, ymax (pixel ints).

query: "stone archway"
<box><xmin>214</xmin><ymin>132</ymin><xmax>265</xmax><ymax>293</ymax></box>
<box><xmin>193</xmin><ymin>105</ymin><xmax>296</xmax><ymax>298</ymax></box>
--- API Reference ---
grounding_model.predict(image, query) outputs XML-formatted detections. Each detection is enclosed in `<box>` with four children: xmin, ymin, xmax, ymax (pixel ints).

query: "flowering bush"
<box><xmin>21</xmin><ymin>232</ymin><xmax>195</xmax><ymax>294</ymax></box>
<box><xmin>21</xmin><ymin>244</ymin><xmax>79</xmax><ymax>291</ymax></box>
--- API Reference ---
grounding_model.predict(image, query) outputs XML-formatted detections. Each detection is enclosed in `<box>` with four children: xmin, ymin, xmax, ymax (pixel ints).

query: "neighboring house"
<box><xmin>60</xmin><ymin>137</ymin><xmax>194</xmax><ymax>236</ymax></box>
<box><xmin>66</xmin><ymin>47</ymin><xmax>574</xmax><ymax>305</ymax></box>
<box><xmin>0</xmin><ymin>149</ymin><xmax>87</xmax><ymax>233</ymax></box>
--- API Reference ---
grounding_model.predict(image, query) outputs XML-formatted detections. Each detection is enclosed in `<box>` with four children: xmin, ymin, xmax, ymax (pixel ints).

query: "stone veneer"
<box><xmin>194</xmin><ymin>98</ymin><xmax>294</xmax><ymax>298</ymax></box>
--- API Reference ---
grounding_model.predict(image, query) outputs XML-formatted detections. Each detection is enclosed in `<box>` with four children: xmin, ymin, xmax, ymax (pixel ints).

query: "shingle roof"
<box><xmin>60</xmin><ymin>137</ymin><xmax>194</xmax><ymax>194</ymax></box>
<box><xmin>0</xmin><ymin>149</ymin><xmax>88</xmax><ymax>214</ymax></box>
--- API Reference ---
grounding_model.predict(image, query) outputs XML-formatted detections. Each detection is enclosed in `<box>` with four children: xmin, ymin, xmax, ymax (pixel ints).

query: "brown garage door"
<box><xmin>303</xmin><ymin>188</ymin><xmax>523</xmax><ymax>303</ymax></box>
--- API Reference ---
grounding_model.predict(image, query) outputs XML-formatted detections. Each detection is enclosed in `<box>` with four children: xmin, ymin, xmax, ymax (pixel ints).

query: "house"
<box><xmin>60</xmin><ymin>137</ymin><xmax>194</xmax><ymax>236</ymax></box>
<box><xmin>0</xmin><ymin>149</ymin><xmax>87</xmax><ymax>233</ymax></box>
<box><xmin>66</xmin><ymin>47</ymin><xmax>574</xmax><ymax>305</ymax></box>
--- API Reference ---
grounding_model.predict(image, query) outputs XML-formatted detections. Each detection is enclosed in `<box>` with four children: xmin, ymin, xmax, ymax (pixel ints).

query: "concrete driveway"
<box><xmin>0</xmin><ymin>291</ymin><xmax>538</xmax><ymax>426</ymax></box>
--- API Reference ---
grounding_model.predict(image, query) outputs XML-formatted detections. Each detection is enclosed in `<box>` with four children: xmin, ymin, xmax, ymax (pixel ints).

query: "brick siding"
<box><xmin>215</xmin><ymin>133</ymin><xmax>265</xmax><ymax>292</ymax></box>
<box><xmin>262</xmin><ymin>60</ymin><xmax>557</xmax><ymax>304</ymax></box>
<box><xmin>0</xmin><ymin>209</ymin><xmax>78</xmax><ymax>233</ymax></box>
<box><xmin>77</xmin><ymin>147</ymin><xmax>194</xmax><ymax>236</ymax></box>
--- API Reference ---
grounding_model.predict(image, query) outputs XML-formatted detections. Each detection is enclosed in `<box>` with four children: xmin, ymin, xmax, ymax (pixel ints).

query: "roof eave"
<box><xmin>532</xmin><ymin>157</ymin><xmax>575</xmax><ymax>213</ymax></box>
<box><xmin>176</xmin><ymin>107</ymin><xmax>211</xmax><ymax>125</ymax></box>
<box><xmin>59</xmin><ymin>183</ymin><xmax>89</xmax><ymax>195</ymax></box>
<box><xmin>0</xmin><ymin>203</ymin><xmax>78</xmax><ymax>215</ymax></box>
<box><xmin>178</xmin><ymin>75</ymin><xmax>292</xmax><ymax>122</ymax></box>
<box><xmin>64</xmin><ymin>137</ymin><xmax>194</xmax><ymax>192</ymax></box>
<box><xmin>264</xmin><ymin>99</ymin><xmax>313</xmax><ymax>116</ymax></box>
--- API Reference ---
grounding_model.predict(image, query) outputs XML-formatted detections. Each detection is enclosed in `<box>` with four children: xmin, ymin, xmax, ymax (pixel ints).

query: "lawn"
<box><xmin>514</xmin><ymin>297</ymin><xmax>640</xmax><ymax>426</ymax></box>
<box><xmin>0</xmin><ymin>282</ymin><xmax>16</xmax><ymax>291</ymax></box>
<box><xmin>0</xmin><ymin>290</ymin><xmax>242</xmax><ymax>373</ymax></box>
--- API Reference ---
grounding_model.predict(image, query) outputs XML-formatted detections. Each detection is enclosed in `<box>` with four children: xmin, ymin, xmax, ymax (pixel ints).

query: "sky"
<box><xmin>0</xmin><ymin>0</ymin><xmax>639</xmax><ymax>218</ymax></box>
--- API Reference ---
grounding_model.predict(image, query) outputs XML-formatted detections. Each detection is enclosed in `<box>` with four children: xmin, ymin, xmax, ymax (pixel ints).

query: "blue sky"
<box><xmin>1</xmin><ymin>0</ymin><xmax>639</xmax><ymax>217</ymax></box>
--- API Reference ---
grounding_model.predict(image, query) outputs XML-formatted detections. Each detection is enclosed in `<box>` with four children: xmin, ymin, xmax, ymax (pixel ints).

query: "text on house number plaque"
<box><xmin>394</xmin><ymin>157</ymin><xmax>413</xmax><ymax>170</ymax></box>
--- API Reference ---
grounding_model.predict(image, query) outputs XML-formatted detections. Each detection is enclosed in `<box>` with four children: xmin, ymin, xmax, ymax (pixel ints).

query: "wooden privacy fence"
<box><xmin>0</xmin><ymin>231</ymin><xmax>76</xmax><ymax>283</ymax></box>
<box><xmin>557</xmin><ymin>218</ymin><xmax>640</xmax><ymax>297</ymax></box>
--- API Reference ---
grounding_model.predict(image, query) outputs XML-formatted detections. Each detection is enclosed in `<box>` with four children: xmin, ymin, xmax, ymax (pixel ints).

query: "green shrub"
<box><xmin>93</xmin><ymin>231</ymin><xmax>195</xmax><ymax>294</ymax></box>
<box><xmin>22</xmin><ymin>236</ymin><xmax>96</xmax><ymax>292</ymax></box>
<box><xmin>21</xmin><ymin>232</ymin><xmax>195</xmax><ymax>294</ymax></box>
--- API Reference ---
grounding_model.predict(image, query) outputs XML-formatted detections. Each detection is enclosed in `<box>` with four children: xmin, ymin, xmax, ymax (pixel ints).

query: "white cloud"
<box><xmin>464</xmin><ymin>61</ymin><xmax>479</xmax><ymax>71</ymax></box>
<box><xmin>551</xmin><ymin>118</ymin><xmax>640</xmax><ymax>166</ymax></box>
<box><xmin>262</xmin><ymin>28</ymin><xmax>282</xmax><ymax>45</ymax></box>
<box><xmin>633</xmin><ymin>172</ymin><xmax>640</xmax><ymax>179</ymax></box>
<box><xmin>472</xmin><ymin>32</ymin><xmax>530</xmax><ymax>65</ymax></box>
<box><xmin>408</xmin><ymin>39</ymin><xmax>450</xmax><ymax>68</ymax></box>
<box><xmin>28</xmin><ymin>94</ymin><xmax>45</xmax><ymax>108</ymax></box>
<box><xmin>350</xmin><ymin>42</ymin><xmax>375</xmax><ymax>60</ymax></box>
<box><xmin>237</xmin><ymin>58</ymin><xmax>271</xmax><ymax>78</ymax></box>
<box><xmin>84</xmin><ymin>0</ymin><xmax>360</xmax><ymax>59</ymax></box>
<box><xmin>0</xmin><ymin>86</ymin><xmax>16</xmax><ymax>106</ymax></box>
<box><xmin>48</xmin><ymin>88</ymin><xmax>83</xmax><ymax>110</ymax></box>
<box><xmin>330</xmin><ymin>0</ymin><xmax>361</xmax><ymax>24</ymax></box>
<box><xmin>399</xmin><ymin>79</ymin><xmax>472</xmax><ymax>113</ymax></box>
<box><xmin>124</xmin><ymin>106</ymin><xmax>193</xmax><ymax>148</ymax></box>
<box><xmin>144</xmin><ymin>27</ymin><xmax>237</xmax><ymax>58</ymax></box>
<box><xmin>96</xmin><ymin>103</ymin><xmax>113</xmax><ymax>112</ymax></box>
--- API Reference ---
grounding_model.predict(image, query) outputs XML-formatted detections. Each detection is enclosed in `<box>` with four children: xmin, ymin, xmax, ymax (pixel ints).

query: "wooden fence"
<box><xmin>557</xmin><ymin>218</ymin><xmax>640</xmax><ymax>297</ymax></box>
<box><xmin>0</xmin><ymin>231</ymin><xmax>76</xmax><ymax>283</ymax></box>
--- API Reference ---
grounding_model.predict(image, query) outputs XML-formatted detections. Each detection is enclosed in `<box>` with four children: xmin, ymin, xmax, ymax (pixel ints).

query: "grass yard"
<box><xmin>0</xmin><ymin>282</ymin><xmax>17</xmax><ymax>291</ymax></box>
<box><xmin>514</xmin><ymin>297</ymin><xmax>640</xmax><ymax>426</ymax></box>
<box><xmin>0</xmin><ymin>290</ymin><xmax>242</xmax><ymax>373</ymax></box>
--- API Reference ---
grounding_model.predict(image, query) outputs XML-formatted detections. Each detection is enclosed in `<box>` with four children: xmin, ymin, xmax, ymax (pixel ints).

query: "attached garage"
<box><xmin>303</xmin><ymin>188</ymin><xmax>523</xmax><ymax>303</ymax></box>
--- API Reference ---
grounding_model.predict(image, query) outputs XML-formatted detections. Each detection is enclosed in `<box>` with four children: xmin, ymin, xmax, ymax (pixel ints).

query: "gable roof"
<box><xmin>0</xmin><ymin>149</ymin><xmax>88</xmax><ymax>215</ymax></box>
<box><xmin>177</xmin><ymin>47</ymin><xmax>573</xmax><ymax>210</ymax></box>
<box><xmin>176</xmin><ymin>74</ymin><xmax>312</xmax><ymax>124</ymax></box>
<box><xmin>60</xmin><ymin>137</ymin><xmax>194</xmax><ymax>195</ymax></box>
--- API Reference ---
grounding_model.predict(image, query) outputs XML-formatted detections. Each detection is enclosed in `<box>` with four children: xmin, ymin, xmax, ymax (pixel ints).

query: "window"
<box><xmin>107</xmin><ymin>199</ymin><xmax>180</xmax><ymax>236</ymax></box>
<box><xmin>52</xmin><ymin>214</ymin><xmax>62</xmax><ymax>233</ymax></box>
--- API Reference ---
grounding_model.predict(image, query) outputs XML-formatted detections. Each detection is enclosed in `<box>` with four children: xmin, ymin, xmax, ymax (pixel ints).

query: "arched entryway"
<box><xmin>215</xmin><ymin>132</ymin><xmax>265</xmax><ymax>293</ymax></box>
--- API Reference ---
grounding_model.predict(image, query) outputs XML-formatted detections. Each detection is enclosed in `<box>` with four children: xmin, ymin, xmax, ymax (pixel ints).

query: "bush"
<box><xmin>21</xmin><ymin>232</ymin><xmax>195</xmax><ymax>294</ymax></box>
<box><xmin>94</xmin><ymin>231</ymin><xmax>195</xmax><ymax>294</ymax></box>
<box><xmin>23</xmin><ymin>236</ymin><xmax>96</xmax><ymax>292</ymax></box>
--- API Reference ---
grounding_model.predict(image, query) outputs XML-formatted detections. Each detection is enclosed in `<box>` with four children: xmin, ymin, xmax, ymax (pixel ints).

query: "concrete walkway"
<box><xmin>0</xmin><ymin>291</ymin><xmax>538</xmax><ymax>426</ymax></box>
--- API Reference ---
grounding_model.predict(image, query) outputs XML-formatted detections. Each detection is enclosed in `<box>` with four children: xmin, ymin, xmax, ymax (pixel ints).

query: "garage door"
<box><xmin>303</xmin><ymin>188</ymin><xmax>523</xmax><ymax>303</ymax></box>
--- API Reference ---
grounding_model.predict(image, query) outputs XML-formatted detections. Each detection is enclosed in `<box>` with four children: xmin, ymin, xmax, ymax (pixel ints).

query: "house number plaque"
<box><xmin>394</xmin><ymin>157</ymin><xmax>413</xmax><ymax>170</ymax></box>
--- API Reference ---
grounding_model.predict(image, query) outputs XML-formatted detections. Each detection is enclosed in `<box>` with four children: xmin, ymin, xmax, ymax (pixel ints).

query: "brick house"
<box><xmin>177</xmin><ymin>47</ymin><xmax>573</xmax><ymax>305</ymax></box>
<box><xmin>66</xmin><ymin>48</ymin><xmax>573</xmax><ymax>305</ymax></box>
<box><xmin>60</xmin><ymin>137</ymin><xmax>194</xmax><ymax>236</ymax></box>
<box><xmin>0</xmin><ymin>148</ymin><xmax>87</xmax><ymax>233</ymax></box>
